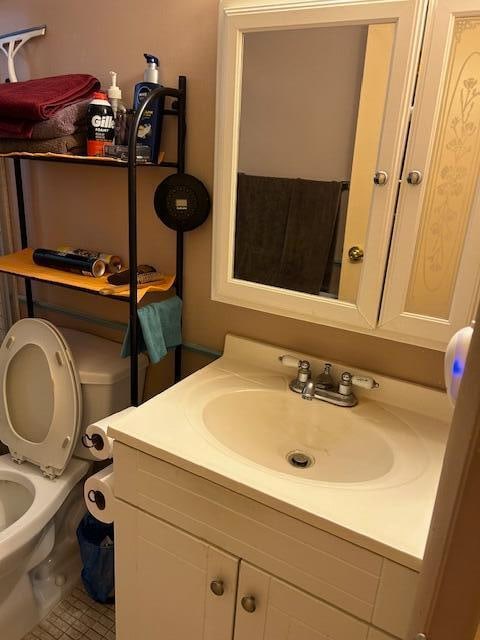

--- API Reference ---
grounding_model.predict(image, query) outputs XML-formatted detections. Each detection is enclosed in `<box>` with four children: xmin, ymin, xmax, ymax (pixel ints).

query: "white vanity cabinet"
<box><xmin>233</xmin><ymin>562</ymin><xmax>369</xmax><ymax>640</ymax></box>
<box><xmin>115</xmin><ymin>500</ymin><xmax>368</xmax><ymax>640</ymax></box>
<box><xmin>114</xmin><ymin>442</ymin><xmax>418</xmax><ymax>640</ymax></box>
<box><xmin>115</xmin><ymin>500</ymin><xmax>239</xmax><ymax>640</ymax></box>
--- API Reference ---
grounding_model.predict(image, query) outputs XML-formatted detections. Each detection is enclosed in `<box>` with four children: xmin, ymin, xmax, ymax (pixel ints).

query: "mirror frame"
<box><xmin>212</xmin><ymin>0</ymin><xmax>427</xmax><ymax>334</ymax></box>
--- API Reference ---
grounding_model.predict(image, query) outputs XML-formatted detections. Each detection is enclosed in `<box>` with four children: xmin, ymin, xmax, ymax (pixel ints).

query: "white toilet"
<box><xmin>0</xmin><ymin>318</ymin><xmax>147</xmax><ymax>640</ymax></box>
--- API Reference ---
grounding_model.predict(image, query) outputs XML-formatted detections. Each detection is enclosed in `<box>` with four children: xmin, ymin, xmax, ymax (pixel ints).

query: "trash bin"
<box><xmin>76</xmin><ymin>513</ymin><xmax>115</xmax><ymax>604</ymax></box>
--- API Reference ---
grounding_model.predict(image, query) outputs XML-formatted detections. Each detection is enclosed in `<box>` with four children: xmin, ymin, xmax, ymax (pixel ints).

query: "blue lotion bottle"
<box><xmin>133</xmin><ymin>53</ymin><xmax>165</xmax><ymax>163</ymax></box>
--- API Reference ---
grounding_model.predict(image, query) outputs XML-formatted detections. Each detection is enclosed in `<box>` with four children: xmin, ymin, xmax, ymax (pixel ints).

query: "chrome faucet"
<box><xmin>279</xmin><ymin>355</ymin><xmax>379</xmax><ymax>408</ymax></box>
<box><xmin>278</xmin><ymin>354</ymin><xmax>312</xmax><ymax>393</ymax></box>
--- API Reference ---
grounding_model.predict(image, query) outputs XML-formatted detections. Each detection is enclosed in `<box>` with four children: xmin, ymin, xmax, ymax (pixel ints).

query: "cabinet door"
<box><xmin>379</xmin><ymin>0</ymin><xmax>480</xmax><ymax>349</ymax></box>
<box><xmin>212</xmin><ymin>0</ymin><xmax>427</xmax><ymax>334</ymax></box>
<box><xmin>233</xmin><ymin>562</ymin><xmax>368</xmax><ymax>640</ymax></box>
<box><xmin>115</xmin><ymin>500</ymin><xmax>239</xmax><ymax>640</ymax></box>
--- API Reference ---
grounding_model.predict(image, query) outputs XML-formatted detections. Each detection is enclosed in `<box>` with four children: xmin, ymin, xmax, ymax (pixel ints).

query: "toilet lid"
<box><xmin>0</xmin><ymin>319</ymin><xmax>81</xmax><ymax>477</ymax></box>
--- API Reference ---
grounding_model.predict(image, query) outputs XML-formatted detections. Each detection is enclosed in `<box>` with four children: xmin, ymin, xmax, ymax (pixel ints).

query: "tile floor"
<box><xmin>23</xmin><ymin>584</ymin><xmax>115</xmax><ymax>640</ymax></box>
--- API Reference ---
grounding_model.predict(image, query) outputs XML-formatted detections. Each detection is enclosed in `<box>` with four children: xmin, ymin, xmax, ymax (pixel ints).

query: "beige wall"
<box><xmin>0</xmin><ymin>0</ymin><xmax>445</xmax><ymax>390</ymax></box>
<box><xmin>239</xmin><ymin>26</ymin><xmax>366</xmax><ymax>180</ymax></box>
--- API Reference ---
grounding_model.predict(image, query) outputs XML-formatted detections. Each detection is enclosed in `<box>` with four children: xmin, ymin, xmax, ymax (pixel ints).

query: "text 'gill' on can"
<box><xmin>87</xmin><ymin>92</ymin><xmax>115</xmax><ymax>157</ymax></box>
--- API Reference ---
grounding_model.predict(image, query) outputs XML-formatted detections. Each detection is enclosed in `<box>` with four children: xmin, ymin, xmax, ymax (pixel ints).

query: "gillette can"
<box><xmin>87</xmin><ymin>92</ymin><xmax>115</xmax><ymax>157</ymax></box>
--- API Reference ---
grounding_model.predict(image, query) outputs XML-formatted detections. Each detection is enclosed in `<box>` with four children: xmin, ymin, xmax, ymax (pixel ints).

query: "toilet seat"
<box><xmin>0</xmin><ymin>319</ymin><xmax>81</xmax><ymax>478</ymax></box>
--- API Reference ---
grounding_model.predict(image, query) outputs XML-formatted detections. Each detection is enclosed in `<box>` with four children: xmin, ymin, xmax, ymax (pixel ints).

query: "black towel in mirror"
<box><xmin>277</xmin><ymin>178</ymin><xmax>342</xmax><ymax>294</ymax></box>
<box><xmin>234</xmin><ymin>173</ymin><xmax>342</xmax><ymax>295</ymax></box>
<box><xmin>234</xmin><ymin>173</ymin><xmax>292</xmax><ymax>287</ymax></box>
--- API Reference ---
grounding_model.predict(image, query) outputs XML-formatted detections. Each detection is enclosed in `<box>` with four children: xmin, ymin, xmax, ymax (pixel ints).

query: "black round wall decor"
<box><xmin>154</xmin><ymin>173</ymin><xmax>211</xmax><ymax>232</ymax></box>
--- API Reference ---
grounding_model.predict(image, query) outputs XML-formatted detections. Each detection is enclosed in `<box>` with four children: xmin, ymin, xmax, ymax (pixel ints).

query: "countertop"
<box><xmin>109</xmin><ymin>334</ymin><xmax>452</xmax><ymax>570</ymax></box>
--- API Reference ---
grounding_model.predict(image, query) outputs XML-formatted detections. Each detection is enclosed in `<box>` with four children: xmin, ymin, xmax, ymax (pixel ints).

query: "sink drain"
<box><xmin>286</xmin><ymin>451</ymin><xmax>314</xmax><ymax>469</ymax></box>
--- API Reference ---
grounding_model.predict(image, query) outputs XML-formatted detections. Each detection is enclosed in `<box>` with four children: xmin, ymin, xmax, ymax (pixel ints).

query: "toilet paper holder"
<box><xmin>82</xmin><ymin>433</ymin><xmax>105</xmax><ymax>451</ymax></box>
<box><xmin>87</xmin><ymin>489</ymin><xmax>106</xmax><ymax>511</ymax></box>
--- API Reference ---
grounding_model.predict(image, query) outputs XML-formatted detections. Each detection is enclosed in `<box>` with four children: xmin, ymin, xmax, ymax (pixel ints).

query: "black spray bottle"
<box><xmin>133</xmin><ymin>54</ymin><xmax>165</xmax><ymax>163</ymax></box>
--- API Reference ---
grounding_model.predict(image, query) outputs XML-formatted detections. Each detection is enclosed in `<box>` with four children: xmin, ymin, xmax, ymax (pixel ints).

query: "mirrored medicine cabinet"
<box><xmin>212</xmin><ymin>0</ymin><xmax>480</xmax><ymax>350</ymax></box>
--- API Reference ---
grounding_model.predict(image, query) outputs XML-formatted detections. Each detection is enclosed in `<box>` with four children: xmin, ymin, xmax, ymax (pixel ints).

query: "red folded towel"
<box><xmin>0</xmin><ymin>74</ymin><xmax>99</xmax><ymax>137</ymax></box>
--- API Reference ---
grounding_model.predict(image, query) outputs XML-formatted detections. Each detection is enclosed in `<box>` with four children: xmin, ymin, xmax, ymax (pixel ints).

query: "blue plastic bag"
<box><xmin>76</xmin><ymin>514</ymin><xmax>115</xmax><ymax>603</ymax></box>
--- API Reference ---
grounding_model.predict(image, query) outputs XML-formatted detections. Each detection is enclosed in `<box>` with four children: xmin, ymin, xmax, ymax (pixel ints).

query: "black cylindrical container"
<box><xmin>57</xmin><ymin>246</ymin><xmax>122</xmax><ymax>273</ymax></box>
<box><xmin>33</xmin><ymin>248</ymin><xmax>106</xmax><ymax>278</ymax></box>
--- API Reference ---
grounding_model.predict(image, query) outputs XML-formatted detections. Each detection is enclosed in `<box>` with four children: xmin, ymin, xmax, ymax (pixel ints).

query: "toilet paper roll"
<box><xmin>84</xmin><ymin>465</ymin><xmax>115</xmax><ymax>524</ymax></box>
<box><xmin>84</xmin><ymin>406</ymin><xmax>136</xmax><ymax>460</ymax></box>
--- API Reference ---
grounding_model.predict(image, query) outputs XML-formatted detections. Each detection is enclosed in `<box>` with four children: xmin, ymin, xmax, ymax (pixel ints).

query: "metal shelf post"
<box><xmin>127</xmin><ymin>76</ymin><xmax>186</xmax><ymax>404</ymax></box>
<box><xmin>13</xmin><ymin>158</ymin><xmax>34</xmax><ymax>317</ymax></box>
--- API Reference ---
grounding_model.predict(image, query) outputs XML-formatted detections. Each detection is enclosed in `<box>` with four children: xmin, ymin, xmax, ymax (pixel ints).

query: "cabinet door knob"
<box><xmin>210</xmin><ymin>580</ymin><xmax>225</xmax><ymax>596</ymax></box>
<box><xmin>241</xmin><ymin>595</ymin><xmax>257</xmax><ymax>613</ymax></box>
<box><xmin>407</xmin><ymin>170</ymin><xmax>423</xmax><ymax>185</ymax></box>
<box><xmin>373</xmin><ymin>170</ymin><xmax>389</xmax><ymax>185</ymax></box>
<box><xmin>348</xmin><ymin>246</ymin><xmax>364</xmax><ymax>262</ymax></box>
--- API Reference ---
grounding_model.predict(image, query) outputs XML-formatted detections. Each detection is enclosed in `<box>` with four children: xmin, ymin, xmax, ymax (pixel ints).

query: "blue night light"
<box><xmin>452</xmin><ymin>358</ymin><xmax>464</xmax><ymax>377</ymax></box>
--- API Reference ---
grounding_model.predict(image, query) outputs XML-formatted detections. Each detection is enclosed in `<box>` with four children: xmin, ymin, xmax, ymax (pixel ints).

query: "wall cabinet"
<box><xmin>211</xmin><ymin>0</ymin><xmax>480</xmax><ymax>350</ymax></box>
<box><xmin>114</xmin><ymin>443</ymin><xmax>418</xmax><ymax>640</ymax></box>
<box><xmin>379</xmin><ymin>0</ymin><xmax>480</xmax><ymax>347</ymax></box>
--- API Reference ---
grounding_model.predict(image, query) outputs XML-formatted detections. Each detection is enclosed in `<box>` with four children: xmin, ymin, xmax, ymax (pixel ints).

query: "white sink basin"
<box><xmin>203</xmin><ymin>389</ymin><xmax>395</xmax><ymax>482</ymax></box>
<box><xmin>186</xmin><ymin>373</ymin><xmax>427</xmax><ymax>488</ymax></box>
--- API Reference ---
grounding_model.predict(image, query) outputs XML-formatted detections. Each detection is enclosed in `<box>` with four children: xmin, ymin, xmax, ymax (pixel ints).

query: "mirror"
<box><xmin>233</xmin><ymin>23</ymin><xmax>394</xmax><ymax>302</ymax></box>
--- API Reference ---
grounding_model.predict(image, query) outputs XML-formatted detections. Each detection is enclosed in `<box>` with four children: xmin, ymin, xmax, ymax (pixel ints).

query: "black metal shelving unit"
<box><xmin>7</xmin><ymin>75</ymin><xmax>187</xmax><ymax>407</ymax></box>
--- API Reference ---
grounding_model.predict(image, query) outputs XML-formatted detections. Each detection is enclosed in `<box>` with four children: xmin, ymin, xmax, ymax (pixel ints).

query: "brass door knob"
<box><xmin>210</xmin><ymin>580</ymin><xmax>224</xmax><ymax>596</ymax></box>
<box><xmin>241</xmin><ymin>595</ymin><xmax>257</xmax><ymax>613</ymax></box>
<box><xmin>348</xmin><ymin>246</ymin><xmax>364</xmax><ymax>262</ymax></box>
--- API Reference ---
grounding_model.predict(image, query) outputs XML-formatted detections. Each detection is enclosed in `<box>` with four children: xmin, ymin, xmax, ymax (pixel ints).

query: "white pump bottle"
<box><xmin>107</xmin><ymin>71</ymin><xmax>125</xmax><ymax>118</ymax></box>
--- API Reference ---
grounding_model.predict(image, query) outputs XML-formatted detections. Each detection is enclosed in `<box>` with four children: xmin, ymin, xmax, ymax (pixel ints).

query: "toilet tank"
<box><xmin>59</xmin><ymin>328</ymin><xmax>148</xmax><ymax>460</ymax></box>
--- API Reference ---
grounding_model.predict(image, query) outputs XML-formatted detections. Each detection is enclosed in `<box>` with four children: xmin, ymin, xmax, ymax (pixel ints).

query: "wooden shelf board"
<box><xmin>0</xmin><ymin>150</ymin><xmax>167</xmax><ymax>168</ymax></box>
<box><xmin>0</xmin><ymin>249</ymin><xmax>175</xmax><ymax>302</ymax></box>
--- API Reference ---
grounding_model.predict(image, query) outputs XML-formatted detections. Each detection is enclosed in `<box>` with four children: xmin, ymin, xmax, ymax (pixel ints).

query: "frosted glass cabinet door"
<box><xmin>233</xmin><ymin>562</ymin><xmax>368</xmax><ymax>640</ymax></box>
<box><xmin>115</xmin><ymin>500</ymin><xmax>239</xmax><ymax>640</ymax></box>
<box><xmin>379</xmin><ymin>0</ymin><xmax>480</xmax><ymax>349</ymax></box>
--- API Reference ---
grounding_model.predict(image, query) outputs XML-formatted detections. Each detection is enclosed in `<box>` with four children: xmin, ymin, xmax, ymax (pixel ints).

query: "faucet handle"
<box><xmin>351</xmin><ymin>375</ymin><xmax>379</xmax><ymax>390</ymax></box>
<box><xmin>339</xmin><ymin>371</ymin><xmax>379</xmax><ymax>396</ymax></box>
<box><xmin>279</xmin><ymin>354</ymin><xmax>308</xmax><ymax>369</ymax></box>
<box><xmin>279</xmin><ymin>354</ymin><xmax>311</xmax><ymax>393</ymax></box>
<box><xmin>339</xmin><ymin>372</ymin><xmax>353</xmax><ymax>396</ymax></box>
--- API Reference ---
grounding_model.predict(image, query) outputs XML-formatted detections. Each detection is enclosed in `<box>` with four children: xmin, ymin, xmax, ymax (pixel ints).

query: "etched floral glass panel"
<box><xmin>405</xmin><ymin>17</ymin><xmax>480</xmax><ymax>318</ymax></box>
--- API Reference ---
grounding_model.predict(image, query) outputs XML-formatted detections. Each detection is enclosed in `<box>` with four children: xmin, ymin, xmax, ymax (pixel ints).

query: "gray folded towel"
<box><xmin>0</xmin><ymin>132</ymin><xmax>86</xmax><ymax>154</ymax></box>
<box><xmin>30</xmin><ymin>99</ymin><xmax>90</xmax><ymax>140</ymax></box>
<box><xmin>0</xmin><ymin>99</ymin><xmax>89</xmax><ymax>140</ymax></box>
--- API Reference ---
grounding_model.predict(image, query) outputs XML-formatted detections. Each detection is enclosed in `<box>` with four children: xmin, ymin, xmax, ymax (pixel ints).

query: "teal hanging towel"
<box><xmin>121</xmin><ymin>296</ymin><xmax>182</xmax><ymax>363</ymax></box>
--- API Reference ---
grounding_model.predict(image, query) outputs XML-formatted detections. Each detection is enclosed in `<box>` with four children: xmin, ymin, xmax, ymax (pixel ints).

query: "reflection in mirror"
<box><xmin>233</xmin><ymin>23</ymin><xmax>394</xmax><ymax>302</ymax></box>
